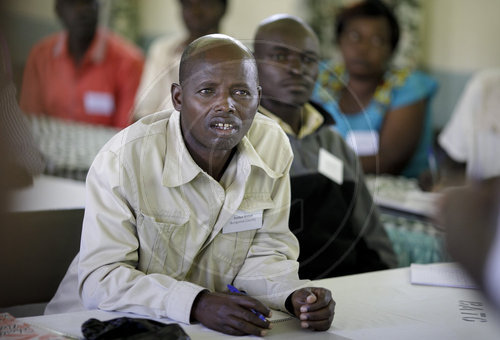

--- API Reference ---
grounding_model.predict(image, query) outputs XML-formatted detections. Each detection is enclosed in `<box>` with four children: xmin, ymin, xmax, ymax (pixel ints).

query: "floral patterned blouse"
<box><xmin>312</xmin><ymin>61</ymin><xmax>438</xmax><ymax>178</ymax></box>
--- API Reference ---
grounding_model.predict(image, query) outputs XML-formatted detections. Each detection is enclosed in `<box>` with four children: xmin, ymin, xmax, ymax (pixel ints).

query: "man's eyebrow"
<box><xmin>231</xmin><ymin>82</ymin><xmax>252</xmax><ymax>89</ymax></box>
<box><xmin>268</xmin><ymin>45</ymin><xmax>291</xmax><ymax>52</ymax></box>
<box><xmin>195</xmin><ymin>80</ymin><xmax>218</xmax><ymax>87</ymax></box>
<box><xmin>268</xmin><ymin>45</ymin><xmax>318</xmax><ymax>57</ymax></box>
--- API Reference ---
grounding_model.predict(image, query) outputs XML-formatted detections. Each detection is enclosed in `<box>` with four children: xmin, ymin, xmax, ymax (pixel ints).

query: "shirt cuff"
<box><xmin>164</xmin><ymin>280</ymin><xmax>207</xmax><ymax>324</ymax></box>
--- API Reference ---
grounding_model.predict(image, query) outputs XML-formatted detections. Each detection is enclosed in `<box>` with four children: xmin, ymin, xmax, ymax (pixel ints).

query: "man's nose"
<box><xmin>214</xmin><ymin>93</ymin><xmax>235</xmax><ymax>113</ymax></box>
<box><xmin>288</xmin><ymin>55</ymin><xmax>304</xmax><ymax>75</ymax></box>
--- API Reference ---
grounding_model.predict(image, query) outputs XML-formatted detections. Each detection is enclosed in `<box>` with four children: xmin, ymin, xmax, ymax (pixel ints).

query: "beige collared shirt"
<box><xmin>77</xmin><ymin>110</ymin><xmax>308</xmax><ymax>324</ymax></box>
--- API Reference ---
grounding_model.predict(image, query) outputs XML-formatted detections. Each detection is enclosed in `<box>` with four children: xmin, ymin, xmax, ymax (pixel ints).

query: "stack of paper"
<box><xmin>410</xmin><ymin>262</ymin><xmax>479</xmax><ymax>289</ymax></box>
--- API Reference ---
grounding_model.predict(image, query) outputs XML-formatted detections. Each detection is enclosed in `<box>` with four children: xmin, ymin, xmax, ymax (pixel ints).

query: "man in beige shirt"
<box><xmin>46</xmin><ymin>34</ymin><xmax>335</xmax><ymax>336</ymax></box>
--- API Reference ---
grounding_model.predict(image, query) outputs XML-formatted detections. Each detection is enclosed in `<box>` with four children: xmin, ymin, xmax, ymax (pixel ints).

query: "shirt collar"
<box><xmin>238</xmin><ymin>132</ymin><xmax>284</xmax><ymax>179</ymax></box>
<box><xmin>162</xmin><ymin>110</ymin><xmax>202</xmax><ymax>187</ymax></box>
<box><xmin>162</xmin><ymin>111</ymin><xmax>284</xmax><ymax>187</ymax></box>
<box><xmin>258</xmin><ymin>103</ymin><xmax>324</xmax><ymax>139</ymax></box>
<box><xmin>53</xmin><ymin>28</ymin><xmax>107</xmax><ymax>64</ymax></box>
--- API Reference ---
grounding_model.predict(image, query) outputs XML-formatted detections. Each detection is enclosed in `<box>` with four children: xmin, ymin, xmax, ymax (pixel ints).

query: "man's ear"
<box><xmin>171</xmin><ymin>83</ymin><xmax>182</xmax><ymax>112</ymax></box>
<box><xmin>256</xmin><ymin>85</ymin><xmax>262</xmax><ymax>106</ymax></box>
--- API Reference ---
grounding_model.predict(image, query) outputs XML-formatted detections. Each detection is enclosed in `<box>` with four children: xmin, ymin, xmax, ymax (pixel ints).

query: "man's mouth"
<box><xmin>210</xmin><ymin>120</ymin><xmax>239</xmax><ymax>136</ymax></box>
<box><xmin>282</xmin><ymin>79</ymin><xmax>312</xmax><ymax>92</ymax></box>
<box><xmin>213</xmin><ymin>122</ymin><xmax>235</xmax><ymax>131</ymax></box>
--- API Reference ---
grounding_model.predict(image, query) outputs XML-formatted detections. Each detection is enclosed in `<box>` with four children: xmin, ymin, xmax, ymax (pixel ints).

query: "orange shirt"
<box><xmin>20</xmin><ymin>29</ymin><xmax>144</xmax><ymax>129</ymax></box>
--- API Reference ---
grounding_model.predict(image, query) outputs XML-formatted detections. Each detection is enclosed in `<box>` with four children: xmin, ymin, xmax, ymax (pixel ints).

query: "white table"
<box><xmin>6</xmin><ymin>175</ymin><xmax>86</xmax><ymax>213</ymax></box>
<box><xmin>18</xmin><ymin>266</ymin><xmax>500</xmax><ymax>339</ymax></box>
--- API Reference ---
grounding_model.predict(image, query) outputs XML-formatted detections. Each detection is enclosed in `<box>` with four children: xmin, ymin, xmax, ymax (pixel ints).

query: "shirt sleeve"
<box><xmin>133</xmin><ymin>37</ymin><xmax>179</xmax><ymax>120</ymax></box>
<box><xmin>391</xmin><ymin>71</ymin><xmax>438</xmax><ymax>109</ymax></box>
<box><xmin>438</xmin><ymin>74</ymin><xmax>481</xmax><ymax>163</ymax></box>
<box><xmin>78</xmin><ymin>149</ymin><xmax>205</xmax><ymax>324</ymax></box>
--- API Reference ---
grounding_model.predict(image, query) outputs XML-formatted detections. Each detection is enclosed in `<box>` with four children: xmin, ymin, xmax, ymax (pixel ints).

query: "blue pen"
<box><xmin>227</xmin><ymin>284</ymin><xmax>267</xmax><ymax>321</ymax></box>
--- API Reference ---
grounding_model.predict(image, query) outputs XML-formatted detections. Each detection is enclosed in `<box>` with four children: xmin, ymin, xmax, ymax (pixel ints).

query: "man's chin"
<box><xmin>211</xmin><ymin>137</ymin><xmax>240</xmax><ymax>152</ymax></box>
<box><xmin>288</xmin><ymin>91</ymin><xmax>312</xmax><ymax>107</ymax></box>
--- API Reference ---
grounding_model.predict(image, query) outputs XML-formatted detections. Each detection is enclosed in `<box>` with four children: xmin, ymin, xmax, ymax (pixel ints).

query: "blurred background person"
<box><xmin>425</xmin><ymin>69</ymin><xmax>500</xmax><ymax>190</ymax></box>
<box><xmin>437</xmin><ymin>176</ymin><xmax>500</xmax><ymax>311</ymax></box>
<box><xmin>254</xmin><ymin>14</ymin><xmax>396</xmax><ymax>279</ymax></box>
<box><xmin>20</xmin><ymin>0</ymin><xmax>144</xmax><ymax>129</ymax></box>
<box><xmin>133</xmin><ymin>0</ymin><xmax>227</xmax><ymax>120</ymax></box>
<box><xmin>312</xmin><ymin>0</ymin><xmax>437</xmax><ymax>178</ymax></box>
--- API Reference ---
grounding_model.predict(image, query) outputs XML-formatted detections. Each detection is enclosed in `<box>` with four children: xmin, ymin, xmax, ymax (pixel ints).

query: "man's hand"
<box><xmin>288</xmin><ymin>287</ymin><xmax>335</xmax><ymax>331</ymax></box>
<box><xmin>191</xmin><ymin>290</ymin><xmax>272</xmax><ymax>336</ymax></box>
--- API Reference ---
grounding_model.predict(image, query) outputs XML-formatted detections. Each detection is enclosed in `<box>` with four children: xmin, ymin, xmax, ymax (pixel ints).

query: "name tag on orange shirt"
<box><xmin>84</xmin><ymin>91</ymin><xmax>115</xmax><ymax>116</ymax></box>
<box><xmin>222</xmin><ymin>210</ymin><xmax>263</xmax><ymax>234</ymax></box>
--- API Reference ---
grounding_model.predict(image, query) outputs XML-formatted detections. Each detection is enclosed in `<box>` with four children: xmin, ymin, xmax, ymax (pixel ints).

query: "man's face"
<box><xmin>255</xmin><ymin>29</ymin><xmax>319</xmax><ymax>107</ymax></box>
<box><xmin>57</xmin><ymin>0</ymin><xmax>98</xmax><ymax>40</ymax></box>
<box><xmin>339</xmin><ymin>17</ymin><xmax>393</xmax><ymax>78</ymax></box>
<box><xmin>172</xmin><ymin>51</ymin><xmax>261</xmax><ymax>155</ymax></box>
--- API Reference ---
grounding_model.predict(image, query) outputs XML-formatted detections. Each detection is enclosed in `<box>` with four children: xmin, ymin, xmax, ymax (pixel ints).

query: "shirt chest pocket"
<box><xmin>211</xmin><ymin>196</ymin><xmax>275</xmax><ymax>269</ymax></box>
<box><xmin>136</xmin><ymin>212</ymin><xmax>189</xmax><ymax>275</ymax></box>
<box><xmin>211</xmin><ymin>230</ymin><xmax>256</xmax><ymax>269</ymax></box>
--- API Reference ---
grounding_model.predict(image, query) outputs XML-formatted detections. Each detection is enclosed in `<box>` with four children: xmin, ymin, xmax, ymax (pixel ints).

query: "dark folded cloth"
<box><xmin>82</xmin><ymin>317</ymin><xmax>191</xmax><ymax>340</ymax></box>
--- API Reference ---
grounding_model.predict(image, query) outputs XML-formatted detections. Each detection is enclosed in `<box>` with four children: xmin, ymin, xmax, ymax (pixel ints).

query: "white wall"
<box><xmin>420</xmin><ymin>0</ymin><xmax>500</xmax><ymax>128</ymax></box>
<box><xmin>138</xmin><ymin>0</ymin><xmax>305</xmax><ymax>43</ymax></box>
<box><xmin>3</xmin><ymin>0</ymin><xmax>54</xmax><ymax>22</ymax></box>
<box><xmin>421</xmin><ymin>0</ymin><xmax>500</xmax><ymax>72</ymax></box>
<box><xmin>138</xmin><ymin>0</ymin><xmax>181</xmax><ymax>38</ymax></box>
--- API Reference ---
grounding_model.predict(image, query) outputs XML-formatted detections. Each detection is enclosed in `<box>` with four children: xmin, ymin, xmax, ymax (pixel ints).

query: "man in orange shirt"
<box><xmin>20</xmin><ymin>0</ymin><xmax>144</xmax><ymax>129</ymax></box>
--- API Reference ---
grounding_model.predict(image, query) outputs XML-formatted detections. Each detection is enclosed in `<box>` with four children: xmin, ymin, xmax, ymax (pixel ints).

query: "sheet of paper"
<box><xmin>269</xmin><ymin>310</ymin><xmax>295</xmax><ymax>323</ymax></box>
<box><xmin>1</xmin><ymin>312</ymin><xmax>71</xmax><ymax>339</ymax></box>
<box><xmin>410</xmin><ymin>262</ymin><xmax>479</xmax><ymax>289</ymax></box>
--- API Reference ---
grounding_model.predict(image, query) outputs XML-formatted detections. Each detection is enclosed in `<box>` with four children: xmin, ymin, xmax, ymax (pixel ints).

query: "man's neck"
<box><xmin>260</xmin><ymin>99</ymin><xmax>304</xmax><ymax>135</ymax></box>
<box><xmin>186</xmin><ymin>26</ymin><xmax>220</xmax><ymax>47</ymax></box>
<box><xmin>347</xmin><ymin>73</ymin><xmax>383</xmax><ymax>96</ymax></box>
<box><xmin>68</xmin><ymin>32</ymin><xmax>94</xmax><ymax>66</ymax></box>
<box><xmin>188</xmin><ymin>145</ymin><xmax>235</xmax><ymax>182</ymax></box>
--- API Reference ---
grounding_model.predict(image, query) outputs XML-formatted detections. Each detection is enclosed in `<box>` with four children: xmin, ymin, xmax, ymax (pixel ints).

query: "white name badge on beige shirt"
<box><xmin>222</xmin><ymin>210</ymin><xmax>263</xmax><ymax>234</ymax></box>
<box><xmin>318</xmin><ymin>148</ymin><xmax>344</xmax><ymax>185</ymax></box>
<box><xmin>84</xmin><ymin>91</ymin><xmax>115</xmax><ymax>116</ymax></box>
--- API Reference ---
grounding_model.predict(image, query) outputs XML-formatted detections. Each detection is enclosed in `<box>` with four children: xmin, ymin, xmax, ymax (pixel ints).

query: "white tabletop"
<box><xmin>6</xmin><ymin>175</ymin><xmax>86</xmax><ymax>212</ymax></box>
<box><xmin>318</xmin><ymin>266</ymin><xmax>500</xmax><ymax>339</ymax></box>
<box><xmin>18</xmin><ymin>267</ymin><xmax>500</xmax><ymax>339</ymax></box>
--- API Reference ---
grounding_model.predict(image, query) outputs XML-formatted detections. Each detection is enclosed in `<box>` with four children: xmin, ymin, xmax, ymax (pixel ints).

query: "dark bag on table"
<box><xmin>82</xmin><ymin>317</ymin><xmax>191</xmax><ymax>340</ymax></box>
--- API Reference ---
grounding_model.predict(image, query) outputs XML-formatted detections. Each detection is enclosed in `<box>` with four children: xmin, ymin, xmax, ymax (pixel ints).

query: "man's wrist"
<box><xmin>190</xmin><ymin>289</ymin><xmax>209</xmax><ymax>322</ymax></box>
<box><xmin>285</xmin><ymin>292</ymin><xmax>295</xmax><ymax>315</ymax></box>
